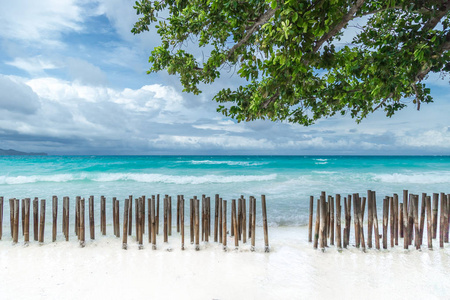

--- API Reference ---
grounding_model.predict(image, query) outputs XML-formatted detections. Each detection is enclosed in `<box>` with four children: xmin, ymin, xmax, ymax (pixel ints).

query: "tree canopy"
<box><xmin>132</xmin><ymin>0</ymin><xmax>450</xmax><ymax>125</ymax></box>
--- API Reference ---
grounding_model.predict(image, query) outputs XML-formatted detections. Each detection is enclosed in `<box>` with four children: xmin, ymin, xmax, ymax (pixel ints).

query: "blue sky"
<box><xmin>0</xmin><ymin>0</ymin><xmax>449</xmax><ymax>155</ymax></box>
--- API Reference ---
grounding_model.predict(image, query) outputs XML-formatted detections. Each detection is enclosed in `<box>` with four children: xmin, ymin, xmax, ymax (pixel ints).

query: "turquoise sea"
<box><xmin>1</xmin><ymin>155</ymin><xmax>450</xmax><ymax>226</ymax></box>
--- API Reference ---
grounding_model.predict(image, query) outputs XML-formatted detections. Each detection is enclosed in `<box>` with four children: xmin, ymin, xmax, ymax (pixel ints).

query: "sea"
<box><xmin>1</xmin><ymin>155</ymin><xmax>449</xmax><ymax>227</ymax></box>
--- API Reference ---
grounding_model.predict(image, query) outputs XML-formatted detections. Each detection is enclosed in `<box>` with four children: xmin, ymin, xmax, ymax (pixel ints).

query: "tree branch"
<box><xmin>312</xmin><ymin>0</ymin><xmax>366</xmax><ymax>53</ymax></box>
<box><xmin>226</xmin><ymin>8</ymin><xmax>277</xmax><ymax>60</ymax></box>
<box><xmin>422</xmin><ymin>1</ymin><xmax>450</xmax><ymax>31</ymax></box>
<box><xmin>262</xmin><ymin>91</ymin><xmax>280</xmax><ymax>109</ymax></box>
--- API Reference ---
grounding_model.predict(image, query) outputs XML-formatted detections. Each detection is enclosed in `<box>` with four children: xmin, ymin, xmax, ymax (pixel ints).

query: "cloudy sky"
<box><xmin>0</xmin><ymin>0</ymin><xmax>449</xmax><ymax>155</ymax></box>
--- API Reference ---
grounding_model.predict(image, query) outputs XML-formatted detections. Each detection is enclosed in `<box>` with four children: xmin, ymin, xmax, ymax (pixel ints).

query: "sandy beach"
<box><xmin>1</xmin><ymin>226</ymin><xmax>449</xmax><ymax>300</ymax></box>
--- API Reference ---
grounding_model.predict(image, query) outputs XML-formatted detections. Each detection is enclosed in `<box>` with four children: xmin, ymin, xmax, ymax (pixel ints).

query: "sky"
<box><xmin>0</xmin><ymin>0</ymin><xmax>449</xmax><ymax>155</ymax></box>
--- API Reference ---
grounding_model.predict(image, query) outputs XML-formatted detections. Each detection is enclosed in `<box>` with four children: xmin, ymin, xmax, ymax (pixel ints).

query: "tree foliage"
<box><xmin>132</xmin><ymin>0</ymin><xmax>450</xmax><ymax>125</ymax></box>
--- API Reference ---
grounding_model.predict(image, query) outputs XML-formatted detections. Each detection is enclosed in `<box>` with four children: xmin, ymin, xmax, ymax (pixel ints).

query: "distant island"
<box><xmin>0</xmin><ymin>148</ymin><xmax>47</xmax><ymax>156</ymax></box>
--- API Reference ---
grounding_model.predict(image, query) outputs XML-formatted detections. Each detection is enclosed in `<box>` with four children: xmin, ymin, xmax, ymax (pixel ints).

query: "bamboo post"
<box><xmin>181</xmin><ymin>196</ymin><xmax>185</xmax><ymax>250</ymax></box>
<box><xmin>251</xmin><ymin>197</ymin><xmax>256</xmax><ymax>251</ymax></box>
<box><xmin>39</xmin><ymin>199</ymin><xmax>46</xmax><ymax>244</ymax></box>
<box><xmin>403</xmin><ymin>193</ymin><xmax>409</xmax><ymax>249</ymax></box>
<box><xmin>89</xmin><ymin>196</ymin><xmax>94</xmax><ymax>240</ymax></box>
<box><xmin>390</xmin><ymin>197</ymin><xmax>394</xmax><ymax>248</ymax></box>
<box><xmin>319</xmin><ymin>192</ymin><xmax>326</xmax><ymax>250</ymax></box>
<box><xmin>242</xmin><ymin>197</ymin><xmax>247</xmax><ymax>244</ymax></box>
<box><xmin>382</xmin><ymin>197</ymin><xmax>388</xmax><ymax>249</ymax></box>
<box><xmin>122</xmin><ymin>199</ymin><xmax>129</xmax><ymax>250</ymax></box>
<box><xmin>164</xmin><ymin>196</ymin><xmax>168</xmax><ymax>243</ymax></box>
<box><xmin>13</xmin><ymin>199</ymin><xmax>19</xmax><ymax>244</ymax></box>
<box><xmin>148</xmin><ymin>196</ymin><xmax>152</xmax><ymax>243</ymax></box>
<box><xmin>329</xmin><ymin>196</ymin><xmax>334</xmax><ymax>245</ymax></box>
<box><xmin>432</xmin><ymin>193</ymin><xmax>439</xmax><ymax>239</ymax></box>
<box><xmin>138</xmin><ymin>198</ymin><xmax>143</xmax><ymax>249</ymax></box>
<box><xmin>394</xmin><ymin>194</ymin><xmax>399</xmax><ymax>245</ymax></box>
<box><xmin>414</xmin><ymin>195</ymin><xmax>420</xmax><ymax>249</ymax></box>
<box><xmin>151</xmin><ymin>196</ymin><xmax>156</xmax><ymax>250</ymax></box>
<box><xmin>80</xmin><ymin>199</ymin><xmax>85</xmax><ymax>247</ymax></box>
<box><xmin>219</xmin><ymin>197</ymin><xmax>223</xmax><ymax>243</ymax></box>
<box><xmin>76</xmin><ymin>196</ymin><xmax>80</xmax><ymax>236</ymax></box>
<box><xmin>190</xmin><ymin>197</ymin><xmax>194</xmax><ymax>244</ymax></box>
<box><xmin>223</xmin><ymin>200</ymin><xmax>227</xmax><ymax>251</ymax></box>
<box><xmin>9</xmin><ymin>198</ymin><xmax>14</xmax><ymax>237</ymax></box>
<box><xmin>426</xmin><ymin>196</ymin><xmax>432</xmax><ymax>249</ymax></box>
<box><xmin>195</xmin><ymin>198</ymin><xmax>200</xmax><ymax>250</ymax></box>
<box><xmin>442</xmin><ymin>193</ymin><xmax>448</xmax><ymax>243</ymax></box>
<box><xmin>367</xmin><ymin>190</ymin><xmax>373</xmax><ymax>248</ymax></box>
<box><xmin>33</xmin><ymin>198</ymin><xmax>38</xmax><ymax>241</ymax></box>
<box><xmin>101</xmin><ymin>196</ymin><xmax>105</xmax><ymax>235</ymax></box>
<box><xmin>24</xmin><ymin>198</ymin><xmax>30</xmax><ymax>245</ymax></box>
<box><xmin>214</xmin><ymin>194</ymin><xmax>219</xmax><ymax>243</ymax></box>
<box><xmin>232</xmin><ymin>199</ymin><xmax>238</xmax><ymax>249</ymax></box>
<box><xmin>353</xmin><ymin>193</ymin><xmax>360</xmax><ymax>248</ymax></box>
<box><xmin>128</xmin><ymin>195</ymin><xmax>133</xmax><ymax>236</ymax></box>
<box><xmin>336</xmin><ymin>194</ymin><xmax>342</xmax><ymax>250</ymax></box>
<box><xmin>0</xmin><ymin>197</ymin><xmax>3</xmax><ymax>240</ymax></box>
<box><xmin>372</xmin><ymin>191</ymin><xmax>380</xmax><ymax>250</ymax></box>
<box><xmin>21</xmin><ymin>199</ymin><xmax>25</xmax><ymax>236</ymax></box>
<box><xmin>52</xmin><ymin>196</ymin><xmax>57</xmax><ymax>242</ymax></box>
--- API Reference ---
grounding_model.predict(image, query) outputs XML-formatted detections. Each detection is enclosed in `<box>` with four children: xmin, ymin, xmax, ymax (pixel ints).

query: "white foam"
<box><xmin>373</xmin><ymin>172</ymin><xmax>450</xmax><ymax>184</ymax></box>
<box><xmin>187</xmin><ymin>160</ymin><xmax>268</xmax><ymax>166</ymax></box>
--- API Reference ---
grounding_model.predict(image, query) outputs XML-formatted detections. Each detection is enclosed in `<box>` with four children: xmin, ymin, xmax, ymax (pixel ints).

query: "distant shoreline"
<box><xmin>0</xmin><ymin>148</ymin><xmax>47</xmax><ymax>156</ymax></box>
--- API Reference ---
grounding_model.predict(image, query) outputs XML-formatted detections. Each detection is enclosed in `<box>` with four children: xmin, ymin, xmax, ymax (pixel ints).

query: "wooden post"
<box><xmin>65</xmin><ymin>197</ymin><xmax>69</xmax><ymax>241</ymax></box>
<box><xmin>390</xmin><ymin>197</ymin><xmax>394</xmax><ymax>248</ymax></box>
<box><xmin>190</xmin><ymin>197</ymin><xmax>194</xmax><ymax>244</ymax></box>
<box><xmin>382</xmin><ymin>197</ymin><xmax>388</xmax><ymax>249</ymax></box>
<box><xmin>356</xmin><ymin>195</ymin><xmax>365</xmax><ymax>251</ymax></box>
<box><xmin>101</xmin><ymin>196</ymin><xmax>106</xmax><ymax>235</ymax></box>
<box><xmin>205</xmin><ymin>197</ymin><xmax>210</xmax><ymax>242</ymax></box>
<box><xmin>353</xmin><ymin>193</ymin><xmax>360</xmax><ymax>248</ymax></box>
<box><xmin>76</xmin><ymin>196</ymin><xmax>80</xmax><ymax>237</ymax></box>
<box><xmin>223</xmin><ymin>200</ymin><xmax>227</xmax><ymax>251</ymax></box>
<box><xmin>414</xmin><ymin>195</ymin><xmax>420</xmax><ymax>249</ymax></box>
<box><xmin>408</xmin><ymin>194</ymin><xmax>414</xmax><ymax>245</ymax></box>
<box><xmin>252</xmin><ymin>197</ymin><xmax>257</xmax><ymax>249</ymax></box>
<box><xmin>219</xmin><ymin>197</ymin><xmax>223</xmax><ymax>244</ymax></box>
<box><xmin>232</xmin><ymin>199</ymin><xmax>238</xmax><ymax>249</ymax></box>
<box><xmin>122</xmin><ymin>198</ymin><xmax>129</xmax><ymax>250</ymax></box>
<box><xmin>367</xmin><ymin>190</ymin><xmax>373</xmax><ymax>248</ymax></box>
<box><xmin>156</xmin><ymin>194</ymin><xmax>160</xmax><ymax>235</ymax></box>
<box><xmin>329</xmin><ymin>196</ymin><xmax>334</xmax><ymax>245</ymax></box>
<box><xmin>230</xmin><ymin>197</ymin><xmax>235</xmax><ymax>237</ymax></box>
<box><xmin>400</xmin><ymin>203</ymin><xmax>404</xmax><ymax>238</ymax></box>
<box><xmin>135</xmin><ymin>196</ymin><xmax>138</xmax><ymax>238</ymax></box>
<box><xmin>403</xmin><ymin>192</ymin><xmax>409</xmax><ymax>249</ymax></box>
<box><xmin>237</xmin><ymin>198</ymin><xmax>242</xmax><ymax>241</ymax></box>
<box><xmin>52</xmin><ymin>196</ymin><xmax>57</xmax><ymax>242</ymax></box>
<box><xmin>343</xmin><ymin>197</ymin><xmax>348</xmax><ymax>248</ymax></box>
<box><xmin>142</xmin><ymin>195</ymin><xmax>146</xmax><ymax>235</ymax></box>
<box><xmin>9</xmin><ymin>198</ymin><xmax>14</xmax><ymax>237</ymax></box>
<box><xmin>164</xmin><ymin>196</ymin><xmax>168</xmax><ymax>243</ymax></box>
<box><xmin>80</xmin><ymin>199</ymin><xmax>85</xmax><ymax>247</ymax></box>
<box><xmin>89</xmin><ymin>196</ymin><xmax>94</xmax><ymax>240</ymax></box>
<box><xmin>62</xmin><ymin>197</ymin><xmax>66</xmax><ymax>238</ymax></box>
<box><xmin>419</xmin><ymin>193</ymin><xmax>426</xmax><ymax>247</ymax></box>
<box><xmin>442</xmin><ymin>193</ymin><xmax>448</xmax><ymax>243</ymax></box>
<box><xmin>33</xmin><ymin>198</ymin><xmax>39</xmax><ymax>241</ymax></box>
<box><xmin>394</xmin><ymin>194</ymin><xmax>399</xmax><ymax>246</ymax></box>
<box><xmin>432</xmin><ymin>193</ymin><xmax>439</xmax><ymax>239</ymax></box>
<box><xmin>440</xmin><ymin>194</ymin><xmax>444</xmax><ymax>248</ymax></box>
<box><xmin>195</xmin><ymin>198</ymin><xmax>200</xmax><ymax>250</ymax></box>
<box><xmin>21</xmin><ymin>199</ymin><xmax>25</xmax><ymax>236</ymax></box>
<box><xmin>346</xmin><ymin>195</ymin><xmax>352</xmax><ymax>248</ymax></box>
<box><xmin>24</xmin><ymin>198</ymin><xmax>30</xmax><ymax>245</ymax></box>
<box><xmin>214</xmin><ymin>195</ymin><xmax>219</xmax><ymax>243</ymax></box>
<box><xmin>426</xmin><ymin>196</ymin><xmax>432</xmax><ymax>249</ymax></box>
<box><xmin>128</xmin><ymin>195</ymin><xmax>133</xmax><ymax>236</ymax></box>
<box><xmin>372</xmin><ymin>191</ymin><xmax>380</xmax><ymax>250</ymax></box>
<box><xmin>242</xmin><ymin>197</ymin><xmax>247</xmax><ymax>244</ymax></box>
<box><xmin>261</xmin><ymin>195</ymin><xmax>269</xmax><ymax>252</ymax></box>
<box><xmin>319</xmin><ymin>192</ymin><xmax>326</xmax><ymax>250</ymax></box>
<box><xmin>148</xmin><ymin>196</ymin><xmax>152</xmax><ymax>243</ymax></box>
<box><xmin>336</xmin><ymin>194</ymin><xmax>341</xmax><ymax>249</ymax></box>
<box><xmin>168</xmin><ymin>195</ymin><xmax>172</xmax><ymax>236</ymax></box>
<box><xmin>13</xmin><ymin>199</ymin><xmax>19</xmax><ymax>244</ymax></box>
<box><xmin>151</xmin><ymin>196</ymin><xmax>156</xmax><ymax>250</ymax></box>
<box><xmin>177</xmin><ymin>195</ymin><xmax>180</xmax><ymax>233</ymax></box>
<box><xmin>138</xmin><ymin>198</ymin><xmax>143</xmax><ymax>249</ymax></box>
<box><xmin>313</xmin><ymin>199</ymin><xmax>320</xmax><ymax>249</ymax></box>
<box><xmin>112</xmin><ymin>197</ymin><xmax>117</xmax><ymax>237</ymax></box>
<box><xmin>181</xmin><ymin>196</ymin><xmax>185</xmax><ymax>250</ymax></box>
<box><xmin>39</xmin><ymin>199</ymin><xmax>46</xmax><ymax>244</ymax></box>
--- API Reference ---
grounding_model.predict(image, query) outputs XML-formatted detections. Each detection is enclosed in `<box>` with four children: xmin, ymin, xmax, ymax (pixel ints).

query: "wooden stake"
<box><xmin>52</xmin><ymin>196</ymin><xmax>57</xmax><ymax>242</ymax></box>
<box><xmin>101</xmin><ymin>196</ymin><xmax>106</xmax><ymax>235</ymax></box>
<box><xmin>414</xmin><ymin>195</ymin><xmax>420</xmax><ymax>250</ymax></box>
<box><xmin>242</xmin><ymin>197</ymin><xmax>247</xmax><ymax>244</ymax></box>
<box><xmin>177</xmin><ymin>195</ymin><xmax>180</xmax><ymax>233</ymax></box>
<box><xmin>122</xmin><ymin>198</ymin><xmax>129</xmax><ymax>250</ymax></box>
<box><xmin>440</xmin><ymin>193</ymin><xmax>444</xmax><ymax>248</ymax></box>
<box><xmin>442</xmin><ymin>193</ymin><xmax>448</xmax><ymax>243</ymax></box>
<box><xmin>223</xmin><ymin>200</ymin><xmax>227</xmax><ymax>251</ymax></box>
<box><xmin>13</xmin><ymin>199</ymin><xmax>19</xmax><ymax>244</ymax></box>
<box><xmin>313</xmin><ymin>199</ymin><xmax>320</xmax><ymax>249</ymax></box>
<box><xmin>353</xmin><ymin>193</ymin><xmax>360</xmax><ymax>248</ymax></box>
<box><xmin>432</xmin><ymin>193</ymin><xmax>439</xmax><ymax>239</ymax></box>
<box><xmin>330</xmin><ymin>196</ymin><xmax>335</xmax><ymax>246</ymax></box>
<box><xmin>319</xmin><ymin>192</ymin><xmax>326</xmax><ymax>250</ymax></box>
<box><xmin>190</xmin><ymin>197</ymin><xmax>194</xmax><ymax>244</ymax></box>
<box><xmin>394</xmin><ymin>194</ymin><xmax>399</xmax><ymax>246</ymax></box>
<box><xmin>195</xmin><ymin>198</ymin><xmax>200</xmax><ymax>251</ymax></box>
<box><xmin>80</xmin><ymin>199</ymin><xmax>85</xmax><ymax>247</ymax></box>
<box><xmin>76</xmin><ymin>196</ymin><xmax>80</xmax><ymax>237</ymax></box>
<box><xmin>89</xmin><ymin>196</ymin><xmax>94</xmax><ymax>240</ymax></box>
<box><xmin>181</xmin><ymin>196</ymin><xmax>185</xmax><ymax>250</ymax></box>
<box><xmin>24</xmin><ymin>198</ymin><xmax>30</xmax><ymax>245</ymax></box>
<box><xmin>426</xmin><ymin>196</ymin><xmax>432</xmax><ymax>249</ymax></box>
<box><xmin>336</xmin><ymin>194</ymin><xmax>342</xmax><ymax>249</ymax></box>
<box><xmin>382</xmin><ymin>197</ymin><xmax>388</xmax><ymax>249</ymax></box>
<box><xmin>156</xmin><ymin>194</ymin><xmax>160</xmax><ymax>235</ymax></box>
<box><xmin>128</xmin><ymin>195</ymin><xmax>133</xmax><ymax>236</ymax></box>
<box><xmin>232</xmin><ymin>199</ymin><xmax>238</xmax><ymax>249</ymax></box>
<box><xmin>419</xmin><ymin>193</ymin><xmax>426</xmax><ymax>247</ymax></box>
<box><xmin>9</xmin><ymin>198</ymin><xmax>14</xmax><ymax>237</ymax></box>
<box><xmin>309</xmin><ymin>196</ymin><xmax>314</xmax><ymax>243</ymax></box>
<box><xmin>164</xmin><ymin>196</ymin><xmax>168</xmax><ymax>243</ymax></box>
<box><xmin>151</xmin><ymin>196</ymin><xmax>156</xmax><ymax>250</ymax></box>
<box><xmin>367</xmin><ymin>190</ymin><xmax>373</xmax><ymax>248</ymax></box>
<box><xmin>372</xmin><ymin>191</ymin><xmax>380</xmax><ymax>250</ymax></box>
<box><xmin>0</xmin><ymin>197</ymin><xmax>3</xmax><ymax>240</ymax></box>
<box><xmin>403</xmin><ymin>192</ymin><xmax>409</xmax><ymax>249</ymax></box>
<box><xmin>21</xmin><ymin>198</ymin><xmax>25</xmax><ymax>236</ymax></box>
<box><xmin>400</xmin><ymin>203</ymin><xmax>404</xmax><ymax>238</ymax></box>
<box><xmin>390</xmin><ymin>197</ymin><xmax>394</xmax><ymax>248</ymax></box>
<box><xmin>33</xmin><ymin>198</ymin><xmax>38</xmax><ymax>241</ymax></box>
<box><xmin>214</xmin><ymin>194</ymin><xmax>219</xmax><ymax>243</ymax></box>
<box><xmin>138</xmin><ymin>198</ymin><xmax>143</xmax><ymax>249</ymax></box>
<box><xmin>251</xmin><ymin>197</ymin><xmax>256</xmax><ymax>251</ymax></box>
<box><xmin>148</xmin><ymin>196</ymin><xmax>152</xmax><ymax>244</ymax></box>
<box><xmin>39</xmin><ymin>199</ymin><xmax>46</xmax><ymax>244</ymax></box>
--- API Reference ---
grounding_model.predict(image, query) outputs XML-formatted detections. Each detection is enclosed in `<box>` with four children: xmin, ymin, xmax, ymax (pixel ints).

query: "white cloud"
<box><xmin>0</xmin><ymin>0</ymin><xmax>83</xmax><ymax>45</ymax></box>
<box><xmin>6</xmin><ymin>56</ymin><xmax>59</xmax><ymax>75</ymax></box>
<box><xmin>0</xmin><ymin>75</ymin><xmax>40</xmax><ymax>114</ymax></box>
